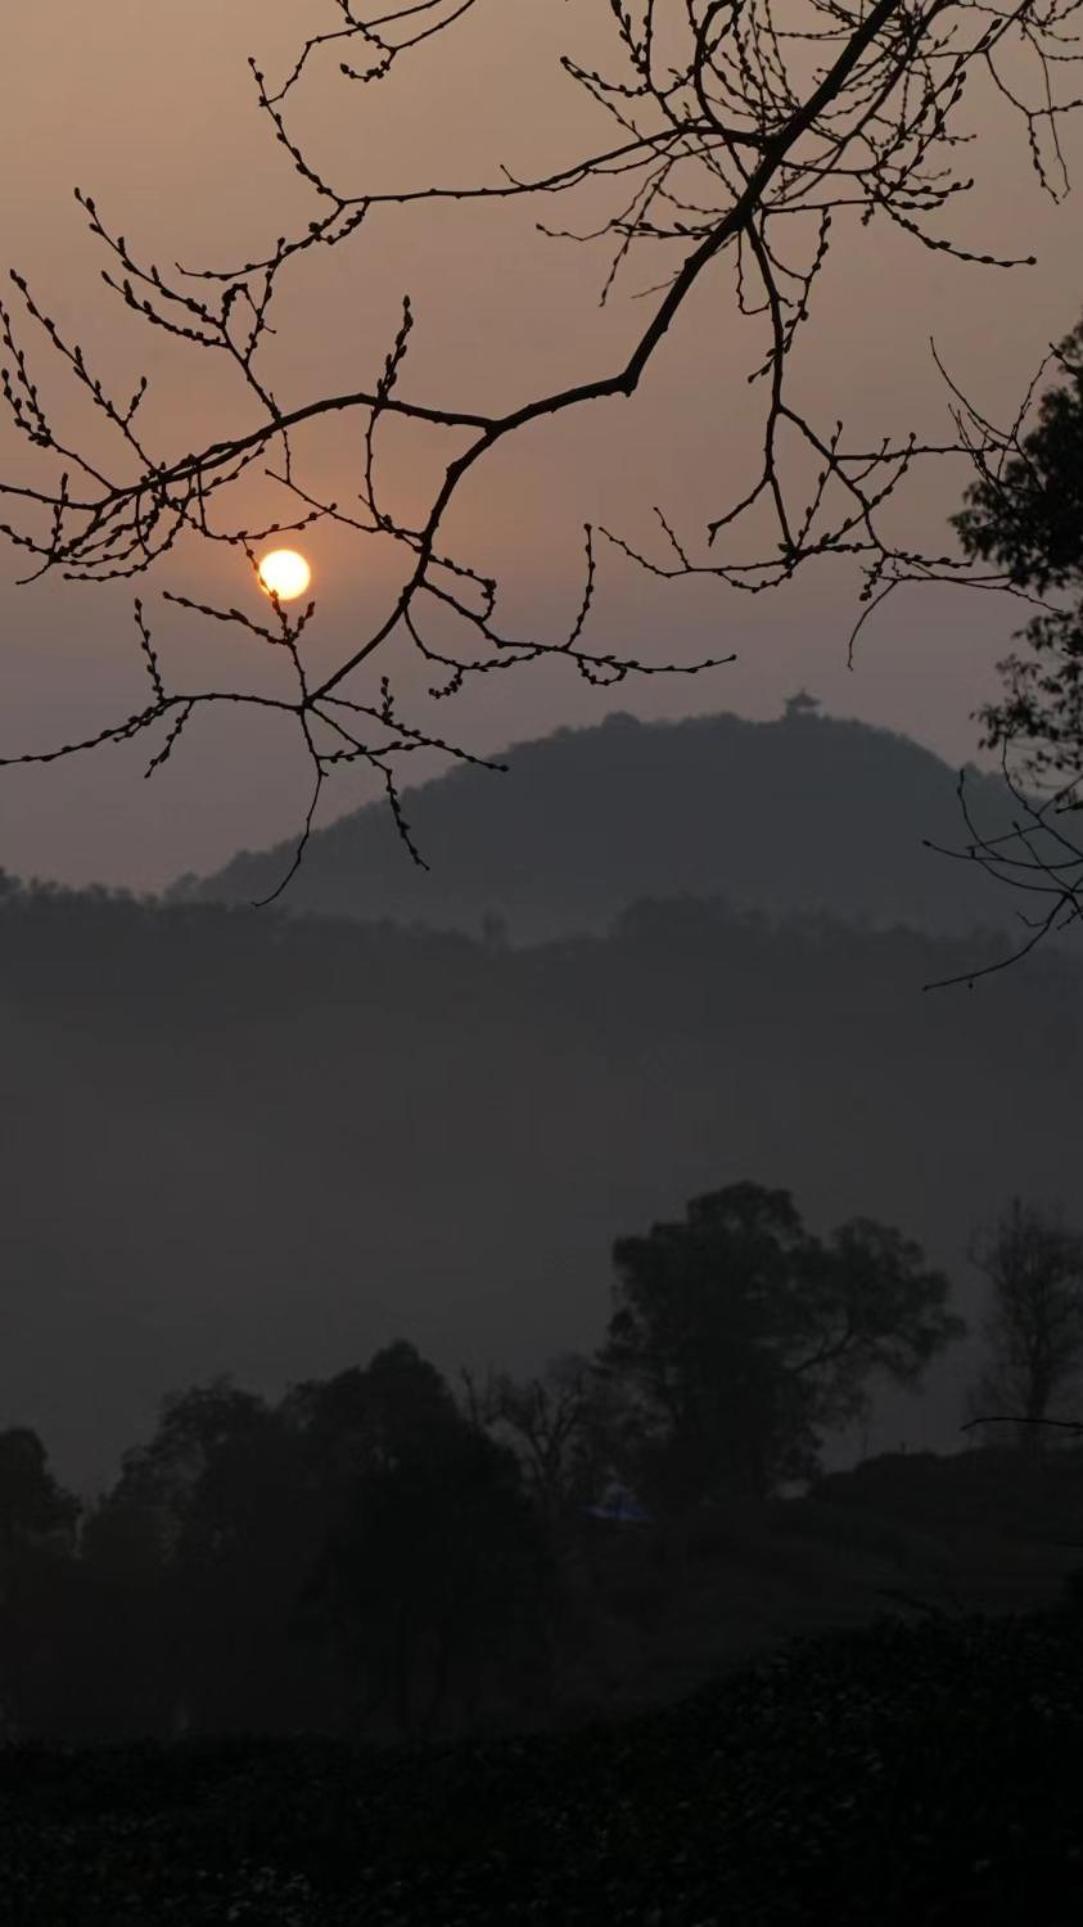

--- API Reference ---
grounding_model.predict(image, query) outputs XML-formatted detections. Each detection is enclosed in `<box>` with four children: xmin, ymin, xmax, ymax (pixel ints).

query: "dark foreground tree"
<box><xmin>0</xmin><ymin>1427</ymin><xmax>79</xmax><ymax>1565</ymax></box>
<box><xmin>290</xmin><ymin>1345</ymin><xmax>557</xmax><ymax>1739</ymax></box>
<box><xmin>75</xmin><ymin>1377</ymin><xmax>300</xmax><ymax>1738</ymax></box>
<box><xmin>597</xmin><ymin>1180</ymin><xmax>964</xmax><ymax>1507</ymax></box>
<box><xmin>67</xmin><ymin>1488</ymin><xmax>187</xmax><ymax>1742</ymax></box>
<box><xmin>1</xmin><ymin>3</ymin><xmax>1080</xmax><ymax>892</ymax></box>
<box><xmin>956</xmin><ymin>316</ymin><xmax>1083</xmax><ymax>789</ymax></box>
<box><xmin>964</xmin><ymin>1197</ymin><xmax>1083</xmax><ymax>1456</ymax></box>
<box><xmin>936</xmin><ymin>313</ymin><xmax>1083</xmax><ymax>979</ymax></box>
<box><xmin>460</xmin><ymin>1349</ymin><xmax>637</xmax><ymax>1530</ymax></box>
<box><xmin>31</xmin><ymin>1343</ymin><xmax>557</xmax><ymax>1745</ymax></box>
<box><xmin>0</xmin><ymin>1429</ymin><xmax>80</xmax><ymax>1741</ymax></box>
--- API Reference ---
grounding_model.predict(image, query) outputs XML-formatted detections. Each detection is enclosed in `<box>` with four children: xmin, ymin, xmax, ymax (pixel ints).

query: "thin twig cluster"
<box><xmin>2</xmin><ymin>0</ymin><xmax>1081</xmax><ymax>899</ymax></box>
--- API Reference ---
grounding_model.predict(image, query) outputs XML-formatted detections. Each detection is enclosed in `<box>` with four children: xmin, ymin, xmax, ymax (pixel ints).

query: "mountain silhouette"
<box><xmin>168</xmin><ymin>707</ymin><xmax>1035</xmax><ymax>941</ymax></box>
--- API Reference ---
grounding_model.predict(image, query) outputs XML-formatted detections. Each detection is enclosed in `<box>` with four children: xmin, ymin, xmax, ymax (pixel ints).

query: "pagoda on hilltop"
<box><xmin>783</xmin><ymin>688</ymin><xmax>821</xmax><ymax>720</ymax></box>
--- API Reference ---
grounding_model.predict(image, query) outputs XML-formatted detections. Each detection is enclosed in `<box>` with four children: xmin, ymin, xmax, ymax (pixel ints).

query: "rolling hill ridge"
<box><xmin>169</xmin><ymin>705</ymin><xmax>1033</xmax><ymax>941</ymax></box>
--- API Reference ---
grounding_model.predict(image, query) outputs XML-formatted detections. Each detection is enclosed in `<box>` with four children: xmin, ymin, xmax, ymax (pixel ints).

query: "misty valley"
<box><xmin>3</xmin><ymin>712</ymin><xmax>1083</xmax><ymax>1921</ymax></box>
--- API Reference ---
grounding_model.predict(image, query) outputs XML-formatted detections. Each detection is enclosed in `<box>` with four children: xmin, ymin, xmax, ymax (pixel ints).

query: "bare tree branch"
<box><xmin>2</xmin><ymin>0</ymin><xmax>1080</xmax><ymax>894</ymax></box>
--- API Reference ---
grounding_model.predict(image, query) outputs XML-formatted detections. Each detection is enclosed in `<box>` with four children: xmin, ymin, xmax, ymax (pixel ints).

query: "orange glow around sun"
<box><xmin>257</xmin><ymin>549</ymin><xmax>312</xmax><ymax>601</ymax></box>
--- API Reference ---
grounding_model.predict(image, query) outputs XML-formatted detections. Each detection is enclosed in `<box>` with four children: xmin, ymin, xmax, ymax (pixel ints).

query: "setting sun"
<box><xmin>257</xmin><ymin>548</ymin><xmax>312</xmax><ymax>602</ymax></box>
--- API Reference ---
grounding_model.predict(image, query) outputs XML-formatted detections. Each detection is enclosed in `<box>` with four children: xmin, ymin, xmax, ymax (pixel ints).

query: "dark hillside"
<box><xmin>543</xmin><ymin>1444</ymin><xmax>1083</xmax><ymax>1723</ymax></box>
<box><xmin>170</xmin><ymin>709</ymin><xmax>1041</xmax><ymax>942</ymax></box>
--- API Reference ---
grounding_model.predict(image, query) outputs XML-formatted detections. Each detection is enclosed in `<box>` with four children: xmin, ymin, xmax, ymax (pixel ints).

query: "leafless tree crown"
<box><xmin>2</xmin><ymin>1</ymin><xmax>1081</xmax><ymax>899</ymax></box>
<box><xmin>962</xmin><ymin>1196</ymin><xmax>1083</xmax><ymax>1449</ymax></box>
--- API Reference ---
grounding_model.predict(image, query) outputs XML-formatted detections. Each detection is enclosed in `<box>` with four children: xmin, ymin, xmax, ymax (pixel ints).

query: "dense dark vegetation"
<box><xmin>5</xmin><ymin>1606</ymin><xmax>1083</xmax><ymax>1924</ymax></box>
<box><xmin>4</xmin><ymin>1078</ymin><xmax>1083</xmax><ymax>1917</ymax></box>
<box><xmin>0</xmin><ymin>1158</ymin><xmax>970</xmax><ymax>1752</ymax></box>
<box><xmin>6</xmin><ymin>1326</ymin><xmax>1083</xmax><ymax>1919</ymax></box>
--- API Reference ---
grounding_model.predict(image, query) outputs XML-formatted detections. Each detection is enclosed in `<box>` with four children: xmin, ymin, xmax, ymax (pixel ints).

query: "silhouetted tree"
<box><xmin>93</xmin><ymin>1377</ymin><xmax>292</xmax><ymax>1736</ymax></box>
<box><xmin>292</xmin><ymin>1344</ymin><xmax>556</xmax><ymax>1739</ymax></box>
<box><xmin>0</xmin><ymin>1427</ymin><xmax>78</xmax><ymax>1566</ymax></box>
<box><xmin>283</xmin><ymin>1341</ymin><xmax>463</xmax><ymax>1486</ymax></box>
<box><xmin>461</xmin><ymin>1351</ymin><xmax>635</xmax><ymax>1529</ymax></box>
<box><xmin>964</xmin><ymin>1198</ymin><xmax>1083</xmax><ymax>1457</ymax></box>
<box><xmin>1</xmin><ymin>5</ymin><xmax>1077</xmax><ymax>891</ymax></box>
<box><xmin>110</xmin><ymin>1376</ymin><xmax>273</xmax><ymax>1534</ymax></box>
<box><xmin>40</xmin><ymin>1344</ymin><xmax>558</xmax><ymax>1743</ymax></box>
<box><xmin>0</xmin><ymin>1429</ymin><xmax>80</xmax><ymax>1740</ymax></box>
<box><xmin>956</xmin><ymin>316</ymin><xmax>1083</xmax><ymax>787</ymax></box>
<box><xmin>62</xmin><ymin>1490</ymin><xmax>177</xmax><ymax>1742</ymax></box>
<box><xmin>597</xmin><ymin>1181</ymin><xmax>965</xmax><ymax>1508</ymax></box>
<box><xmin>942</xmin><ymin>311</ymin><xmax>1083</xmax><ymax>975</ymax></box>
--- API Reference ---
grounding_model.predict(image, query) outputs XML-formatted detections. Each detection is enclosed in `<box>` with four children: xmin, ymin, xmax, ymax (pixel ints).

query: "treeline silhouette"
<box><xmin>9</xmin><ymin>1168</ymin><xmax>1083</xmax><ymax>1753</ymax></box>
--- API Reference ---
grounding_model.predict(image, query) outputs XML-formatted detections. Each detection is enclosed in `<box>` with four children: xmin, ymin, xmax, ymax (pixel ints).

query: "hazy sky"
<box><xmin>2</xmin><ymin>0</ymin><xmax>1082</xmax><ymax>891</ymax></box>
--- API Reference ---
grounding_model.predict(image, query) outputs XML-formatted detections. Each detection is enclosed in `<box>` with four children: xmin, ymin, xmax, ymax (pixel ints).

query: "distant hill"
<box><xmin>167</xmin><ymin>707</ymin><xmax>1040</xmax><ymax>941</ymax></box>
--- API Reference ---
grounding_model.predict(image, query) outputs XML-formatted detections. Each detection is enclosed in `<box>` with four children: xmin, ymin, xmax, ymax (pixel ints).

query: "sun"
<box><xmin>257</xmin><ymin>548</ymin><xmax>312</xmax><ymax>602</ymax></box>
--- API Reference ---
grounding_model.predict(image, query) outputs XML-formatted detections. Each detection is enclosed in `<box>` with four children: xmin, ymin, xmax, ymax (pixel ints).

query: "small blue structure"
<box><xmin>581</xmin><ymin>1479</ymin><xmax>652</xmax><ymax>1523</ymax></box>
